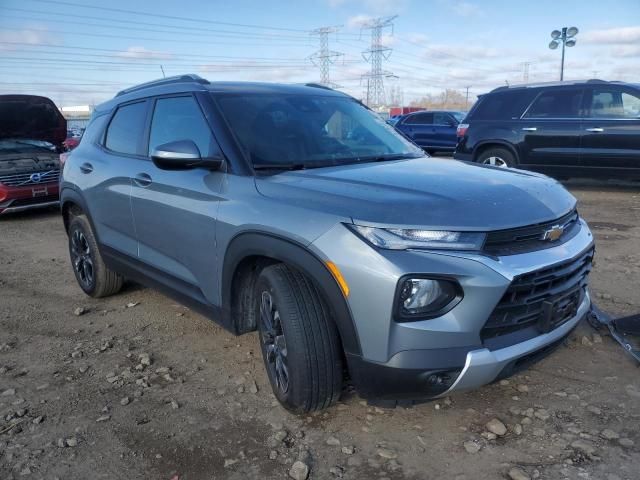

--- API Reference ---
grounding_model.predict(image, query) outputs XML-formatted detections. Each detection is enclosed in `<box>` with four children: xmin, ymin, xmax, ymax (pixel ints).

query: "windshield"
<box><xmin>0</xmin><ymin>139</ymin><xmax>56</xmax><ymax>152</ymax></box>
<box><xmin>214</xmin><ymin>93</ymin><xmax>423</xmax><ymax>168</ymax></box>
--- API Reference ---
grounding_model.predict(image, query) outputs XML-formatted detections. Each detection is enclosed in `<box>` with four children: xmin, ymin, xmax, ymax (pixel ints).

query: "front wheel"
<box><xmin>477</xmin><ymin>147</ymin><xmax>516</xmax><ymax>168</ymax></box>
<box><xmin>255</xmin><ymin>264</ymin><xmax>343</xmax><ymax>413</ymax></box>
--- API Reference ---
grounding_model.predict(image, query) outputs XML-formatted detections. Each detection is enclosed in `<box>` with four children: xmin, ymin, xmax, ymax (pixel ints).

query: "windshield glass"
<box><xmin>0</xmin><ymin>139</ymin><xmax>56</xmax><ymax>152</ymax></box>
<box><xmin>452</xmin><ymin>112</ymin><xmax>466</xmax><ymax>122</ymax></box>
<box><xmin>214</xmin><ymin>94</ymin><xmax>423</xmax><ymax>168</ymax></box>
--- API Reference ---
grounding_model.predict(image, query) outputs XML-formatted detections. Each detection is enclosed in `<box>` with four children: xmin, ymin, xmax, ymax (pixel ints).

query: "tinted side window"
<box><xmin>105</xmin><ymin>101</ymin><xmax>147</xmax><ymax>155</ymax></box>
<box><xmin>148</xmin><ymin>96</ymin><xmax>217</xmax><ymax>156</ymax></box>
<box><xmin>590</xmin><ymin>89</ymin><xmax>640</xmax><ymax>118</ymax></box>
<box><xmin>469</xmin><ymin>90</ymin><xmax>536</xmax><ymax>120</ymax></box>
<box><xmin>403</xmin><ymin>113</ymin><xmax>434</xmax><ymax>125</ymax></box>
<box><xmin>433</xmin><ymin>112</ymin><xmax>454</xmax><ymax>125</ymax></box>
<box><xmin>524</xmin><ymin>89</ymin><xmax>583</xmax><ymax>118</ymax></box>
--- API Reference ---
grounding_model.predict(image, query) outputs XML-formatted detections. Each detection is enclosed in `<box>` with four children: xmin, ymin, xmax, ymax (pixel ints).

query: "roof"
<box><xmin>95</xmin><ymin>74</ymin><xmax>349</xmax><ymax>113</ymax></box>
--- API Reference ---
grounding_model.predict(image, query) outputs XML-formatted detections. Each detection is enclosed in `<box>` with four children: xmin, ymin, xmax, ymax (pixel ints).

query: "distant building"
<box><xmin>60</xmin><ymin>105</ymin><xmax>93</xmax><ymax>130</ymax></box>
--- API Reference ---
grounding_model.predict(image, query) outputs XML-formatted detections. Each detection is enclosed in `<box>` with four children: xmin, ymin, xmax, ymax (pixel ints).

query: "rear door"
<box><xmin>581</xmin><ymin>86</ymin><xmax>640</xmax><ymax>177</ymax></box>
<box><xmin>518</xmin><ymin>87</ymin><xmax>584</xmax><ymax>175</ymax></box>
<box><xmin>396</xmin><ymin>112</ymin><xmax>434</xmax><ymax>149</ymax></box>
<box><xmin>129</xmin><ymin>94</ymin><xmax>225</xmax><ymax>301</ymax></box>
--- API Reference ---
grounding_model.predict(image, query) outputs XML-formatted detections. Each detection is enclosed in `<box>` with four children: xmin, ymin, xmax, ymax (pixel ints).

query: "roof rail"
<box><xmin>304</xmin><ymin>83</ymin><xmax>335</xmax><ymax>91</ymax></box>
<box><xmin>490</xmin><ymin>79</ymin><xmax>611</xmax><ymax>93</ymax></box>
<box><xmin>116</xmin><ymin>74</ymin><xmax>209</xmax><ymax>97</ymax></box>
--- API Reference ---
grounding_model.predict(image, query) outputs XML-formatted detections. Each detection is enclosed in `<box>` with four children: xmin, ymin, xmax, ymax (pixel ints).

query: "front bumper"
<box><xmin>311</xmin><ymin>218</ymin><xmax>594</xmax><ymax>401</ymax></box>
<box><xmin>0</xmin><ymin>182</ymin><xmax>60</xmax><ymax>214</ymax></box>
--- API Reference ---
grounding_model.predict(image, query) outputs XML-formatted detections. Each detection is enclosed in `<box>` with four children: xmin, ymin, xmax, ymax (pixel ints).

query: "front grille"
<box><xmin>0</xmin><ymin>169</ymin><xmax>60</xmax><ymax>187</ymax></box>
<box><xmin>484</xmin><ymin>210</ymin><xmax>580</xmax><ymax>256</ymax></box>
<box><xmin>481</xmin><ymin>247</ymin><xmax>594</xmax><ymax>341</ymax></box>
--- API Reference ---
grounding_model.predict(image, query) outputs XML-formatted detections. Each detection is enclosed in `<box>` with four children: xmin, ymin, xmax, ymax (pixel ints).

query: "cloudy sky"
<box><xmin>1</xmin><ymin>0</ymin><xmax>638</xmax><ymax>107</ymax></box>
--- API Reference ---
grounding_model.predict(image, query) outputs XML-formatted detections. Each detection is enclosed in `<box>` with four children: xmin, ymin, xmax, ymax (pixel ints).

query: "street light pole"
<box><xmin>549</xmin><ymin>26</ymin><xmax>578</xmax><ymax>81</ymax></box>
<box><xmin>560</xmin><ymin>28</ymin><xmax>566</xmax><ymax>81</ymax></box>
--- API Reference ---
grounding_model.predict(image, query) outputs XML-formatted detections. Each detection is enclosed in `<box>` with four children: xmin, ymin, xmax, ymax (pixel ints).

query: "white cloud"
<box><xmin>117</xmin><ymin>46</ymin><xmax>172</xmax><ymax>60</ymax></box>
<box><xmin>582</xmin><ymin>26</ymin><xmax>640</xmax><ymax>45</ymax></box>
<box><xmin>405</xmin><ymin>32</ymin><xmax>429</xmax><ymax>45</ymax></box>
<box><xmin>610</xmin><ymin>45</ymin><xmax>640</xmax><ymax>58</ymax></box>
<box><xmin>347</xmin><ymin>14</ymin><xmax>374</xmax><ymax>28</ymax></box>
<box><xmin>0</xmin><ymin>27</ymin><xmax>59</xmax><ymax>51</ymax></box>
<box><xmin>424</xmin><ymin>44</ymin><xmax>500</xmax><ymax>60</ymax></box>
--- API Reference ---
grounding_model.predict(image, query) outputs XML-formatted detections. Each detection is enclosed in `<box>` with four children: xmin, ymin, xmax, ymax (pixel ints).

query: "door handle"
<box><xmin>585</xmin><ymin>128</ymin><xmax>604</xmax><ymax>133</ymax></box>
<box><xmin>133</xmin><ymin>173</ymin><xmax>152</xmax><ymax>187</ymax></box>
<box><xmin>521</xmin><ymin>127</ymin><xmax>537</xmax><ymax>132</ymax></box>
<box><xmin>79</xmin><ymin>162</ymin><xmax>93</xmax><ymax>174</ymax></box>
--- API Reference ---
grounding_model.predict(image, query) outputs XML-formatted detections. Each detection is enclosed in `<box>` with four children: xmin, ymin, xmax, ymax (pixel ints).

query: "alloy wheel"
<box><xmin>259</xmin><ymin>290</ymin><xmax>289</xmax><ymax>394</ymax></box>
<box><xmin>70</xmin><ymin>229</ymin><xmax>94</xmax><ymax>288</ymax></box>
<box><xmin>483</xmin><ymin>156</ymin><xmax>508</xmax><ymax>168</ymax></box>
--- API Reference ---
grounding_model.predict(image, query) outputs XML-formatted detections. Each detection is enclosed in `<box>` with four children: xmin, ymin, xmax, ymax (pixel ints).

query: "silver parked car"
<box><xmin>61</xmin><ymin>75</ymin><xmax>594</xmax><ymax>412</ymax></box>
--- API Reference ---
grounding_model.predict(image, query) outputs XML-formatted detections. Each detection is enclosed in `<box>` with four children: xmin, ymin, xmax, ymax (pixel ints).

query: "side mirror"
<box><xmin>150</xmin><ymin>140</ymin><xmax>224</xmax><ymax>170</ymax></box>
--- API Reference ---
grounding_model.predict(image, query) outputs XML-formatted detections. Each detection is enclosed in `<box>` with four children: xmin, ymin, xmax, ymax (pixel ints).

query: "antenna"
<box><xmin>160</xmin><ymin>65</ymin><xmax>166</xmax><ymax>78</ymax></box>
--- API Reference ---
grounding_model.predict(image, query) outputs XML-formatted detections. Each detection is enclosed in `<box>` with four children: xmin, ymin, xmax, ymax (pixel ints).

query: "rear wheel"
<box><xmin>68</xmin><ymin>215</ymin><xmax>123</xmax><ymax>298</ymax></box>
<box><xmin>477</xmin><ymin>147</ymin><xmax>516</xmax><ymax>168</ymax></box>
<box><xmin>255</xmin><ymin>264</ymin><xmax>343</xmax><ymax>413</ymax></box>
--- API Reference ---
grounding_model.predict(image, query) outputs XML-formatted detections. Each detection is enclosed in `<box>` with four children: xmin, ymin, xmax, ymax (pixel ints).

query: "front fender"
<box><xmin>221</xmin><ymin>231</ymin><xmax>361</xmax><ymax>356</ymax></box>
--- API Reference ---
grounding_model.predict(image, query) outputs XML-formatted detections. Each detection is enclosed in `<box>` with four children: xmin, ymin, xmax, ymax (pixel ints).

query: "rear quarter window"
<box><xmin>468</xmin><ymin>90</ymin><xmax>537</xmax><ymax>121</ymax></box>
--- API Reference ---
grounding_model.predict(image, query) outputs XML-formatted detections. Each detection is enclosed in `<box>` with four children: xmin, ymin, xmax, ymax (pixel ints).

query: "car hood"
<box><xmin>0</xmin><ymin>95</ymin><xmax>67</xmax><ymax>146</ymax></box>
<box><xmin>254</xmin><ymin>157</ymin><xmax>577</xmax><ymax>230</ymax></box>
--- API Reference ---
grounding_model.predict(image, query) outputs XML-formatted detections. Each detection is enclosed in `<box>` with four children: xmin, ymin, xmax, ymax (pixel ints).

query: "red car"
<box><xmin>0</xmin><ymin>95</ymin><xmax>66</xmax><ymax>214</ymax></box>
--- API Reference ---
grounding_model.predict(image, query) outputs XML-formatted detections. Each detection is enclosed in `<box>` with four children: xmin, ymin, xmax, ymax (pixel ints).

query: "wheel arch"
<box><xmin>61</xmin><ymin>188</ymin><xmax>94</xmax><ymax>234</ymax></box>
<box><xmin>473</xmin><ymin>141</ymin><xmax>520</xmax><ymax>165</ymax></box>
<box><xmin>222</xmin><ymin>232</ymin><xmax>362</xmax><ymax>357</ymax></box>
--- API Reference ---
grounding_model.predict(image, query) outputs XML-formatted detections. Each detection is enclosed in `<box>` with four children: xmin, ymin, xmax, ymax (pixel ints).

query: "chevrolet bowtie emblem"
<box><xmin>542</xmin><ymin>225</ymin><xmax>564</xmax><ymax>242</ymax></box>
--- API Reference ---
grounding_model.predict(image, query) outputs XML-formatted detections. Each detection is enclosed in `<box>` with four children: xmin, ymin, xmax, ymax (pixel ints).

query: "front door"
<box><xmin>432</xmin><ymin>112</ymin><xmax>459</xmax><ymax>150</ymax></box>
<box><xmin>518</xmin><ymin>87</ymin><xmax>585</xmax><ymax>175</ymax></box>
<box><xmin>129</xmin><ymin>94</ymin><xmax>225</xmax><ymax>303</ymax></box>
<box><xmin>581</xmin><ymin>86</ymin><xmax>640</xmax><ymax>177</ymax></box>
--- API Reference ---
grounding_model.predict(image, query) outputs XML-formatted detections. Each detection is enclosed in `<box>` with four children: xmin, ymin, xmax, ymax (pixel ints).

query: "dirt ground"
<box><xmin>1</xmin><ymin>183</ymin><xmax>639</xmax><ymax>480</ymax></box>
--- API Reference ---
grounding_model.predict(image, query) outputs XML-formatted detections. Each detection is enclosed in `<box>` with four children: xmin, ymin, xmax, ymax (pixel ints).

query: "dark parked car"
<box><xmin>454</xmin><ymin>80</ymin><xmax>640</xmax><ymax>179</ymax></box>
<box><xmin>0</xmin><ymin>94</ymin><xmax>66</xmax><ymax>214</ymax></box>
<box><xmin>394</xmin><ymin>110</ymin><xmax>466</xmax><ymax>154</ymax></box>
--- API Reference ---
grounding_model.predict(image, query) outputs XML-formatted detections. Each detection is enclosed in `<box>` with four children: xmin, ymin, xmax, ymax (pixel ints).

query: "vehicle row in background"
<box><xmin>454</xmin><ymin>79</ymin><xmax>640</xmax><ymax>179</ymax></box>
<box><xmin>0</xmin><ymin>94</ymin><xmax>66</xmax><ymax>214</ymax></box>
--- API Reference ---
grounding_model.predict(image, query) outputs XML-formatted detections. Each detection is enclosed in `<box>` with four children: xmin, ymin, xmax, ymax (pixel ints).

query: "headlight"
<box><xmin>397</xmin><ymin>277</ymin><xmax>461</xmax><ymax>319</ymax></box>
<box><xmin>349</xmin><ymin>225</ymin><xmax>486</xmax><ymax>251</ymax></box>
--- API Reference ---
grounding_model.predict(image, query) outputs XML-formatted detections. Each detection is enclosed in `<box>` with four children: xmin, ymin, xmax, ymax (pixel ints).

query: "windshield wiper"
<box><xmin>12</xmin><ymin>140</ymin><xmax>55</xmax><ymax>151</ymax></box>
<box><xmin>253</xmin><ymin>163</ymin><xmax>307</xmax><ymax>171</ymax></box>
<box><xmin>357</xmin><ymin>153</ymin><xmax>424</xmax><ymax>163</ymax></box>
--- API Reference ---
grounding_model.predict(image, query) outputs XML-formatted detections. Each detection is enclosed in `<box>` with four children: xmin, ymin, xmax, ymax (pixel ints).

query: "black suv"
<box><xmin>454</xmin><ymin>80</ymin><xmax>640</xmax><ymax>179</ymax></box>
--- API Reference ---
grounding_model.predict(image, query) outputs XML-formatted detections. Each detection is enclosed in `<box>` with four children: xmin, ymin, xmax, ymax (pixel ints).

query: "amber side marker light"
<box><xmin>325</xmin><ymin>261</ymin><xmax>349</xmax><ymax>297</ymax></box>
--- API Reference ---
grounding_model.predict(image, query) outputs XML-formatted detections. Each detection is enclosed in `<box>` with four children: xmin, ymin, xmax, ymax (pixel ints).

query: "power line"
<box><xmin>309</xmin><ymin>26</ymin><xmax>344</xmax><ymax>87</ymax></box>
<box><xmin>360</xmin><ymin>16</ymin><xmax>397</xmax><ymax>107</ymax></box>
<box><xmin>25</xmin><ymin>0</ymin><xmax>313</xmax><ymax>32</ymax></box>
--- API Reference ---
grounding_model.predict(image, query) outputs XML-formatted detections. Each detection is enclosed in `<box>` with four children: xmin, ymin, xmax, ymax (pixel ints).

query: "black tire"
<box><xmin>477</xmin><ymin>147</ymin><xmax>516</xmax><ymax>168</ymax></box>
<box><xmin>68</xmin><ymin>215</ymin><xmax>123</xmax><ymax>298</ymax></box>
<box><xmin>255</xmin><ymin>264</ymin><xmax>343</xmax><ymax>413</ymax></box>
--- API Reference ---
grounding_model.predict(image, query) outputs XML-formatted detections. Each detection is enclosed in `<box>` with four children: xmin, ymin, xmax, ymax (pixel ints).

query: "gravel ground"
<box><xmin>0</xmin><ymin>184</ymin><xmax>639</xmax><ymax>480</ymax></box>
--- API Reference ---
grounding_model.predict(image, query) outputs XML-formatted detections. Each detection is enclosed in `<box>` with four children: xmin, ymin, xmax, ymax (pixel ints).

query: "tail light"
<box><xmin>456</xmin><ymin>123</ymin><xmax>469</xmax><ymax>138</ymax></box>
<box><xmin>59</xmin><ymin>152</ymin><xmax>70</xmax><ymax>167</ymax></box>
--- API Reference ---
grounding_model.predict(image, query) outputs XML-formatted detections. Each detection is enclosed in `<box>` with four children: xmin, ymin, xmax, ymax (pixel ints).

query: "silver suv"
<box><xmin>61</xmin><ymin>75</ymin><xmax>595</xmax><ymax>412</ymax></box>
